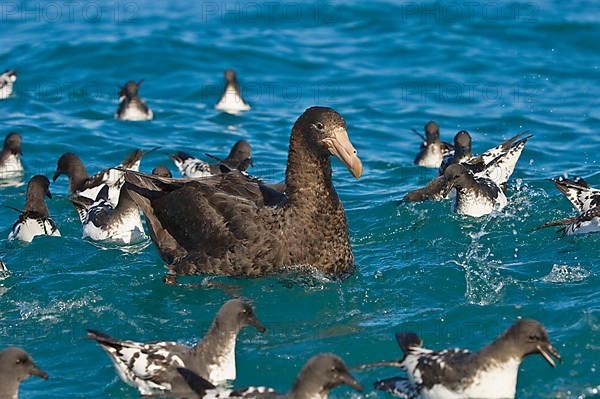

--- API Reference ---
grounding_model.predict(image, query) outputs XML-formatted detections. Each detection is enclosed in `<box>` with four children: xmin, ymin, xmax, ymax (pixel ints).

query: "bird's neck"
<box><xmin>194</xmin><ymin>321</ymin><xmax>238</xmax><ymax>358</ymax></box>
<box><xmin>69</xmin><ymin>163</ymin><xmax>89</xmax><ymax>193</ymax></box>
<box><xmin>287</xmin><ymin>381</ymin><xmax>328</xmax><ymax>399</ymax></box>
<box><xmin>1</xmin><ymin>380</ymin><xmax>19</xmax><ymax>399</ymax></box>
<box><xmin>24</xmin><ymin>188</ymin><xmax>49</xmax><ymax>217</ymax></box>
<box><xmin>285</xmin><ymin>125</ymin><xmax>338</xmax><ymax>210</ymax></box>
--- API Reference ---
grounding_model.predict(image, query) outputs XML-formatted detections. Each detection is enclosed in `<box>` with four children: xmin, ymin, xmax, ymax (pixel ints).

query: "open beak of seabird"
<box><xmin>322</xmin><ymin>127</ymin><xmax>363</xmax><ymax>179</ymax></box>
<box><xmin>30</xmin><ymin>364</ymin><xmax>49</xmax><ymax>380</ymax></box>
<box><xmin>337</xmin><ymin>369</ymin><xmax>363</xmax><ymax>392</ymax></box>
<box><xmin>537</xmin><ymin>344</ymin><xmax>561</xmax><ymax>368</ymax></box>
<box><xmin>248</xmin><ymin>317</ymin><xmax>266</xmax><ymax>333</ymax></box>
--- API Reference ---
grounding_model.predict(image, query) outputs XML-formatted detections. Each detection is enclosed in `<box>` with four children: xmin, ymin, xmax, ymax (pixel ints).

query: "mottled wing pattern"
<box><xmin>554</xmin><ymin>176</ymin><xmax>600</xmax><ymax>212</ymax></box>
<box><xmin>562</xmin><ymin>206</ymin><xmax>600</xmax><ymax>235</ymax></box>
<box><xmin>88</xmin><ymin>330</ymin><xmax>185</xmax><ymax>395</ymax></box>
<box><xmin>474</xmin><ymin>136</ymin><xmax>530</xmax><ymax>187</ymax></box>
<box><xmin>374</xmin><ymin>377</ymin><xmax>417</xmax><ymax>399</ymax></box>
<box><xmin>408</xmin><ymin>348</ymin><xmax>474</xmax><ymax>391</ymax></box>
<box><xmin>172</xmin><ymin>152</ymin><xmax>212</xmax><ymax>178</ymax></box>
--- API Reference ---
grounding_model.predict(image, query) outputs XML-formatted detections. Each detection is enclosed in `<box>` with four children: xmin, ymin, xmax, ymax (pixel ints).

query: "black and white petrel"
<box><xmin>215</xmin><ymin>70</ymin><xmax>251</xmax><ymax>115</ymax></box>
<box><xmin>8</xmin><ymin>175</ymin><xmax>61</xmax><ymax>242</ymax></box>
<box><xmin>0</xmin><ymin>347</ymin><xmax>48</xmax><ymax>399</ymax></box>
<box><xmin>0</xmin><ymin>70</ymin><xmax>17</xmax><ymax>100</ymax></box>
<box><xmin>0</xmin><ymin>132</ymin><xmax>24</xmax><ymax>181</ymax></box>
<box><xmin>414</xmin><ymin>121</ymin><xmax>453</xmax><ymax>168</ymax></box>
<box><xmin>405</xmin><ymin>163</ymin><xmax>507</xmax><ymax>217</ymax></box>
<box><xmin>71</xmin><ymin>185</ymin><xmax>146</xmax><ymax>244</ymax></box>
<box><xmin>115</xmin><ymin>80</ymin><xmax>154</xmax><ymax>121</ymax></box>
<box><xmin>176</xmin><ymin>353</ymin><xmax>363</xmax><ymax>399</ymax></box>
<box><xmin>440</xmin><ymin>131</ymin><xmax>531</xmax><ymax>191</ymax></box>
<box><xmin>0</xmin><ymin>259</ymin><xmax>7</xmax><ymax>273</ymax></box>
<box><xmin>87</xmin><ymin>299</ymin><xmax>266</xmax><ymax>396</ymax></box>
<box><xmin>535</xmin><ymin>176</ymin><xmax>600</xmax><ymax>235</ymax></box>
<box><xmin>171</xmin><ymin>140</ymin><xmax>252</xmax><ymax>179</ymax></box>
<box><xmin>359</xmin><ymin>319</ymin><xmax>560</xmax><ymax>399</ymax></box>
<box><xmin>53</xmin><ymin>149</ymin><xmax>144</xmax><ymax>208</ymax></box>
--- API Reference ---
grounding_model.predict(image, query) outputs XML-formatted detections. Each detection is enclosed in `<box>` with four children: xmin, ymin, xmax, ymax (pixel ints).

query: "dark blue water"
<box><xmin>1</xmin><ymin>0</ymin><xmax>599</xmax><ymax>397</ymax></box>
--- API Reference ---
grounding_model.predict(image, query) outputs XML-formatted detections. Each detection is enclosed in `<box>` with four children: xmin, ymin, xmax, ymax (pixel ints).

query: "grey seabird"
<box><xmin>215</xmin><ymin>69</ymin><xmax>251</xmax><ymax>115</ymax></box>
<box><xmin>175</xmin><ymin>353</ymin><xmax>363</xmax><ymax>399</ymax></box>
<box><xmin>0</xmin><ymin>347</ymin><xmax>48</xmax><ymax>399</ymax></box>
<box><xmin>0</xmin><ymin>69</ymin><xmax>17</xmax><ymax>100</ymax></box>
<box><xmin>87</xmin><ymin>299</ymin><xmax>265</xmax><ymax>396</ymax></box>
<box><xmin>440</xmin><ymin>131</ymin><xmax>532</xmax><ymax>191</ymax></box>
<box><xmin>115</xmin><ymin>80</ymin><xmax>154</xmax><ymax>121</ymax></box>
<box><xmin>535</xmin><ymin>176</ymin><xmax>600</xmax><ymax>235</ymax></box>
<box><xmin>171</xmin><ymin>140</ymin><xmax>252</xmax><ymax>179</ymax></box>
<box><xmin>404</xmin><ymin>163</ymin><xmax>507</xmax><ymax>217</ymax></box>
<box><xmin>0</xmin><ymin>132</ymin><xmax>24</xmax><ymax>180</ymax></box>
<box><xmin>53</xmin><ymin>149</ymin><xmax>144</xmax><ymax>208</ymax></box>
<box><xmin>8</xmin><ymin>175</ymin><xmax>61</xmax><ymax>242</ymax></box>
<box><xmin>359</xmin><ymin>319</ymin><xmax>560</xmax><ymax>399</ymax></box>
<box><xmin>413</xmin><ymin>121</ymin><xmax>453</xmax><ymax>168</ymax></box>
<box><xmin>71</xmin><ymin>185</ymin><xmax>146</xmax><ymax>244</ymax></box>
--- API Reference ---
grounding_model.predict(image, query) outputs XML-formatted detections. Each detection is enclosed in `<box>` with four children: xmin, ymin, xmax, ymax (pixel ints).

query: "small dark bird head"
<box><xmin>53</xmin><ymin>152</ymin><xmax>84</xmax><ymax>181</ymax></box>
<box><xmin>454</xmin><ymin>130</ymin><xmax>472</xmax><ymax>157</ymax></box>
<box><xmin>296</xmin><ymin>106</ymin><xmax>363</xmax><ymax>179</ymax></box>
<box><xmin>119</xmin><ymin>80</ymin><xmax>143</xmax><ymax>99</ymax></box>
<box><xmin>442</xmin><ymin>163</ymin><xmax>472</xmax><ymax>192</ymax></box>
<box><xmin>424</xmin><ymin>121</ymin><xmax>440</xmax><ymax>143</ymax></box>
<box><xmin>3</xmin><ymin>132</ymin><xmax>22</xmax><ymax>155</ymax></box>
<box><xmin>28</xmin><ymin>175</ymin><xmax>52</xmax><ymax>199</ymax></box>
<box><xmin>215</xmin><ymin>299</ymin><xmax>266</xmax><ymax>334</ymax></box>
<box><xmin>224</xmin><ymin>69</ymin><xmax>237</xmax><ymax>83</ymax></box>
<box><xmin>292</xmin><ymin>354</ymin><xmax>363</xmax><ymax>396</ymax></box>
<box><xmin>227</xmin><ymin>140</ymin><xmax>252</xmax><ymax>163</ymax></box>
<box><xmin>0</xmin><ymin>347</ymin><xmax>48</xmax><ymax>383</ymax></box>
<box><xmin>501</xmin><ymin>320</ymin><xmax>561</xmax><ymax>367</ymax></box>
<box><xmin>152</xmin><ymin>165</ymin><xmax>172</xmax><ymax>178</ymax></box>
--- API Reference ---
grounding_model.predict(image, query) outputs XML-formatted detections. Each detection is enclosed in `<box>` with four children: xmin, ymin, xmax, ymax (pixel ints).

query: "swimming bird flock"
<box><xmin>1</xmin><ymin>67</ymin><xmax>582</xmax><ymax>398</ymax></box>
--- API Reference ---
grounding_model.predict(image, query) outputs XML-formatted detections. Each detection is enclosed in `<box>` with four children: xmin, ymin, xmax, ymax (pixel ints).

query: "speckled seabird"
<box><xmin>413</xmin><ymin>121</ymin><xmax>453</xmax><ymax>168</ymax></box>
<box><xmin>87</xmin><ymin>299</ymin><xmax>265</xmax><ymax>396</ymax></box>
<box><xmin>124</xmin><ymin>107</ymin><xmax>362</xmax><ymax>281</ymax></box>
<box><xmin>71</xmin><ymin>185</ymin><xmax>146</xmax><ymax>244</ymax></box>
<box><xmin>176</xmin><ymin>353</ymin><xmax>363</xmax><ymax>399</ymax></box>
<box><xmin>171</xmin><ymin>140</ymin><xmax>252</xmax><ymax>178</ymax></box>
<box><xmin>405</xmin><ymin>163</ymin><xmax>507</xmax><ymax>217</ymax></box>
<box><xmin>0</xmin><ymin>259</ymin><xmax>8</xmax><ymax>273</ymax></box>
<box><xmin>0</xmin><ymin>132</ymin><xmax>24</xmax><ymax>180</ymax></box>
<box><xmin>535</xmin><ymin>176</ymin><xmax>600</xmax><ymax>235</ymax></box>
<box><xmin>359</xmin><ymin>319</ymin><xmax>560</xmax><ymax>399</ymax></box>
<box><xmin>115</xmin><ymin>80</ymin><xmax>154</xmax><ymax>121</ymax></box>
<box><xmin>8</xmin><ymin>176</ymin><xmax>61</xmax><ymax>242</ymax></box>
<box><xmin>53</xmin><ymin>149</ymin><xmax>144</xmax><ymax>207</ymax></box>
<box><xmin>0</xmin><ymin>347</ymin><xmax>48</xmax><ymax>399</ymax></box>
<box><xmin>0</xmin><ymin>70</ymin><xmax>17</xmax><ymax>100</ymax></box>
<box><xmin>440</xmin><ymin>131</ymin><xmax>531</xmax><ymax>190</ymax></box>
<box><xmin>215</xmin><ymin>70</ymin><xmax>251</xmax><ymax>115</ymax></box>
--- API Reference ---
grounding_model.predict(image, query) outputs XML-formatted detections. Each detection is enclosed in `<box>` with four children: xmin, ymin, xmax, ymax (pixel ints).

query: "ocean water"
<box><xmin>1</xmin><ymin>0</ymin><xmax>599</xmax><ymax>397</ymax></box>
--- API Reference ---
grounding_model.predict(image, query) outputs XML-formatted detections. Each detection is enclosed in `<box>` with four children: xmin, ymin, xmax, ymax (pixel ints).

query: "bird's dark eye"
<box><xmin>315</xmin><ymin>123</ymin><xmax>324</xmax><ymax>130</ymax></box>
<box><xmin>529</xmin><ymin>335</ymin><xmax>539</xmax><ymax>341</ymax></box>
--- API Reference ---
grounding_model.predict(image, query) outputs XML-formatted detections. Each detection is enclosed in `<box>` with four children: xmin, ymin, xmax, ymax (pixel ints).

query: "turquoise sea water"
<box><xmin>1</xmin><ymin>0</ymin><xmax>599</xmax><ymax>397</ymax></box>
